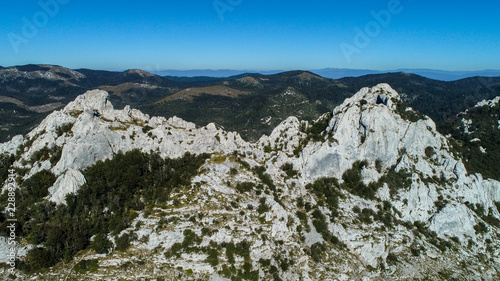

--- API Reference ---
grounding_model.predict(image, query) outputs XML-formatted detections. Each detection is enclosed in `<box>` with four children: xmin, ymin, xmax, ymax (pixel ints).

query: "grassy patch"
<box><xmin>109</xmin><ymin>126</ymin><xmax>128</xmax><ymax>131</ymax></box>
<box><xmin>211</xmin><ymin>153</ymin><xmax>227</xmax><ymax>164</ymax></box>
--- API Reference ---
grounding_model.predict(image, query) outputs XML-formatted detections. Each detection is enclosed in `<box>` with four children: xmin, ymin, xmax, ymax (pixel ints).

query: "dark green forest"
<box><xmin>0</xmin><ymin>150</ymin><xmax>208</xmax><ymax>272</ymax></box>
<box><xmin>439</xmin><ymin>103</ymin><xmax>500</xmax><ymax>180</ymax></box>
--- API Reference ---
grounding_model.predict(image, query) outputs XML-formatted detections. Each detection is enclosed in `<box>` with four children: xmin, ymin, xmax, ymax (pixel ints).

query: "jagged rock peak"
<box><xmin>62</xmin><ymin>89</ymin><xmax>150</xmax><ymax>124</ymax></box>
<box><xmin>63</xmin><ymin>89</ymin><xmax>113</xmax><ymax>113</ymax></box>
<box><xmin>335</xmin><ymin>83</ymin><xmax>400</xmax><ymax>114</ymax></box>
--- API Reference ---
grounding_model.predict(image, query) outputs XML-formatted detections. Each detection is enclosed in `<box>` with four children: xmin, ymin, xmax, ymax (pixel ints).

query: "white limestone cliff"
<box><xmin>3</xmin><ymin>89</ymin><xmax>254</xmax><ymax>204</ymax></box>
<box><xmin>1</xmin><ymin>84</ymin><xmax>500</xmax><ymax>280</ymax></box>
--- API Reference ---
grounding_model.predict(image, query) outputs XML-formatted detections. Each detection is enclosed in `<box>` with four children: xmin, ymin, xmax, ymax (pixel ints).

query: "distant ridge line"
<box><xmin>151</xmin><ymin>68</ymin><xmax>500</xmax><ymax>81</ymax></box>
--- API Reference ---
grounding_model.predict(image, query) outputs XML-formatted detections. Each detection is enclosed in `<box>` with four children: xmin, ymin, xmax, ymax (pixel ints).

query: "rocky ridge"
<box><xmin>0</xmin><ymin>65</ymin><xmax>85</xmax><ymax>82</ymax></box>
<box><xmin>0</xmin><ymin>84</ymin><xmax>499</xmax><ymax>280</ymax></box>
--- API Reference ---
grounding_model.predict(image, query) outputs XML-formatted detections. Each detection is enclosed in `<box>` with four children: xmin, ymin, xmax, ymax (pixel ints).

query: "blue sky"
<box><xmin>1</xmin><ymin>0</ymin><xmax>499</xmax><ymax>71</ymax></box>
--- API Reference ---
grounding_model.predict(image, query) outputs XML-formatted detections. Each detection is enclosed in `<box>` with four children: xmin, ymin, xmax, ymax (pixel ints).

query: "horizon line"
<box><xmin>2</xmin><ymin>64</ymin><xmax>500</xmax><ymax>73</ymax></box>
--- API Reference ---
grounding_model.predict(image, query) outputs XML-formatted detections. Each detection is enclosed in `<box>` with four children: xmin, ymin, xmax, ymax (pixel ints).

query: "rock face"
<box><xmin>3</xmin><ymin>89</ymin><xmax>253</xmax><ymax>204</ymax></box>
<box><xmin>48</xmin><ymin>168</ymin><xmax>86</xmax><ymax>204</ymax></box>
<box><xmin>301</xmin><ymin>84</ymin><xmax>452</xmax><ymax>180</ymax></box>
<box><xmin>1</xmin><ymin>85</ymin><xmax>500</xmax><ymax>280</ymax></box>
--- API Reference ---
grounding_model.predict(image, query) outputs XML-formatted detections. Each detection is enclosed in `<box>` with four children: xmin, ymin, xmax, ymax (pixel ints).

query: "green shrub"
<box><xmin>30</xmin><ymin>147</ymin><xmax>49</xmax><ymax>163</ymax></box>
<box><xmin>410</xmin><ymin>243</ymin><xmax>423</xmax><ymax>256</ymax></box>
<box><xmin>56</xmin><ymin>123</ymin><xmax>74</xmax><ymax>137</ymax></box>
<box><xmin>378</xmin><ymin>166</ymin><xmax>412</xmax><ymax>196</ymax></box>
<box><xmin>297</xmin><ymin>198</ymin><xmax>304</xmax><ymax>208</ymax></box>
<box><xmin>280</xmin><ymin>163</ymin><xmax>298</xmax><ymax>178</ymax></box>
<box><xmin>296</xmin><ymin>210</ymin><xmax>307</xmax><ymax>223</ymax></box>
<box><xmin>73</xmin><ymin>259</ymin><xmax>99</xmax><ymax>274</ymax></box>
<box><xmin>468</xmin><ymin>204</ymin><xmax>500</xmax><ymax>228</ymax></box>
<box><xmin>305</xmin><ymin>177</ymin><xmax>340</xmax><ymax>217</ymax></box>
<box><xmin>204</xmin><ymin>246</ymin><xmax>219</xmax><ymax>266</ymax></box>
<box><xmin>91</xmin><ymin>233</ymin><xmax>112</xmax><ymax>254</ymax></box>
<box><xmin>236</xmin><ymin>182</ymin><xmax>255</xmax><ymax>193</ymax></box>
<box><xmin>438</xmin><ymin>103</ymin><xmax>500</xmax><ymax>181</ymax></box>
<box><xmin>375</xmin><ymin>159</ymin><xmax>383</xmax><ymax>173</ymax></box>
<box><xmin>165</xmin><ymin>242</ymin><xmax>183</xmax><ymax>258</ymax></box>
<box><xmin>358</xmin><ymin>208</ymin><xmax>374</xmax><ymax>224</ymax></box>
<box><xmin>434</xmin><ymin>195</ymin><xmax>448</xmax><ymax>212</ymax></box>
<box><xmin>115</xmin><ymin>233</ymin><xmax>132</xmax><ymax>252</ymax></box>
<box><xmin>395</xmin><ymin>100</ymin><xmax>425</xmax><ymax>122</ymax></box>
<box><xmin>226</xmin><ymin>240</ymin><xmax>251</xmax><ymax>264</ymax></box>
<box><xmin>342</xmin><ymin>160</ymin><xmax>379</xmax><ymax>199</ymax></box>
<box><xmin>0</xmin><ymin>150</ymin><xmax>210</xmax><ymax>271</ymax></box>
<box><xmin>0</xmin><ymin>148</ymin><xmax>214</xmax><ymax>271</ymax></box>
<box><xmin>310</xmin><ymin>242</ymin><xmax>326</xmax><ymax>262</ymax></box>
<box><xmin>259</xmin><ymin>258</ymin><xmax>271</xmax><ymax>267</ymax></box>
<box><xmin>253</xmin><ymin>166</ymin><xmax>276</xmax><ymax>191</ymax></box>
<box><xmin>257</xmin><ymin>198</ymin><xmax>270</xmax><ymax>214</ymax></box>
<box><xmin>23</xmin><ymin>247</ymin><xmax>58</xmax><ymax>273</ymax></box>
<box><xmin>182</xmin><ymin>229</ymin><xmax>202</xmax><ymax>248</ymax></box>
<box><xmin>305</xmin><ymin>112</ymin><xmax>332</xmax><ymax>141</ymax></box>
<box><xmin>21</xmin><ymin>169</ymin><xmax>56</xmax><ymax>201</ymax></box>
<box><xmin>387</xmin><ymin>252</ymin><xmax>398</xmax><ymax>264</ymax></box>
<box><xmin>425</xmin><ymin>146</ymin><xmax>435</xmax><ymax>158</ymax></box>
<box><xmin>294</xmin><ymin>113</ymin><xmax>333</xmax><ymax>156</ymax></box>
<box><xmin>312</xmin><ymin>209</ymin><xmax>329</xmax><ymax>235</ymax></box>
<box><xmin>0</xmin><ymin>153</ymin><xmax>15</xmax><ymax>184</ymax></box>
<box><xmin>474</xmin><ymin>222</ymin><xmax>488</xmax><ymax>234</ymax></box>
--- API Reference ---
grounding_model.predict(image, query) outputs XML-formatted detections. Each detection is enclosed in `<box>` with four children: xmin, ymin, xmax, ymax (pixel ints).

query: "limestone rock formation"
<box><xmin>1</xmin><ymin>85</ymin><xmax>499</xmax><ymax>280</ymax></box>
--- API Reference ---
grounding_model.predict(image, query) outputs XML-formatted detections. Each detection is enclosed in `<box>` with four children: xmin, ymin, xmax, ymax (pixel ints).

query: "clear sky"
<box><xmin>1</xmin><ymin>0</ymin><xmax>499</xmax><ymax>71</ymax></box>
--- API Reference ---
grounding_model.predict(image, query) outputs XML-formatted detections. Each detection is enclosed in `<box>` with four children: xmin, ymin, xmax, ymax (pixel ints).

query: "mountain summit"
<box><xmin>1</xmin><ymin>84</ymin><xmax>499</xmax><ymax>280</ymax></box>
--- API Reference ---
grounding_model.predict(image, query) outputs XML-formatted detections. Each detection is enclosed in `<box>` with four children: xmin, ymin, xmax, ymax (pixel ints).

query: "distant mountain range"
<box><xmin>151</xmin><ymin>68</ymin><xmax>500</xmax><ymax>81</ymax></box>
<box><xmin>1</xmin><ymin>64</ymin><xmax>500</xmax><ymax>144</ymax></box>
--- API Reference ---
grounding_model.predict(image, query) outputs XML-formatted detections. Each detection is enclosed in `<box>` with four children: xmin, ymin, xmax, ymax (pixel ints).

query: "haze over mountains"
<box><xmin>152</xmin><ymin>68</ymin><xmax>500</xmax><ymax>81</ymax></box>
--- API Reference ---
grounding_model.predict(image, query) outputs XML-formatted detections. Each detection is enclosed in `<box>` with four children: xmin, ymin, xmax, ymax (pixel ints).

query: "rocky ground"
<box><xmin>0</xmin><ymin>84</ymin><xmax>499</xmax><ymax>280</ymax></box>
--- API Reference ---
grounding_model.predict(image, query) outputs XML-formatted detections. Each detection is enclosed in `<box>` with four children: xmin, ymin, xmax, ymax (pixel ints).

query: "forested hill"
<box><xmin>1</xmin><ymin>64</ymin><xmax>500</xmax><ymax>142</ymax></box>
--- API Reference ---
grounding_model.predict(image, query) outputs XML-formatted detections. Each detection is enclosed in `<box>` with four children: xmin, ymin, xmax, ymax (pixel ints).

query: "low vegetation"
<box><xmin>280</xmin><ymin>162</ymin><xmax>298</xmax><ymax>178</ymax></box>
<box><xmin>29</xmin><ymin>145</ymin><xmax>63</xmax><ymax>165</ymax></box>
<box><xmin>305</xmin><ymin>177</ymin><xmax>341</xmax><ymax>218</ymax></box>
<box><xmin>294</xmin><ymin>113</ymin><xmax>333</xmax><ymax>156</ymax></box>
<box><xmin>0</xmin><ymin>152</ymin><xmax>15</xmax><ymax>185</ymax></box>
<box><xmin>394</xmin><ymin>100</ymin><xmax>425</xmax><ymax>122</ymax></box>
<box><xmin>73</xmin><ymin>259</ymin><xmax>99</xmax><ymax>274</ymax></box>
<box><xmin>342</xmin><ymin>160</ymin><xmax>379</xmax><ymax>200</ymax></box>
